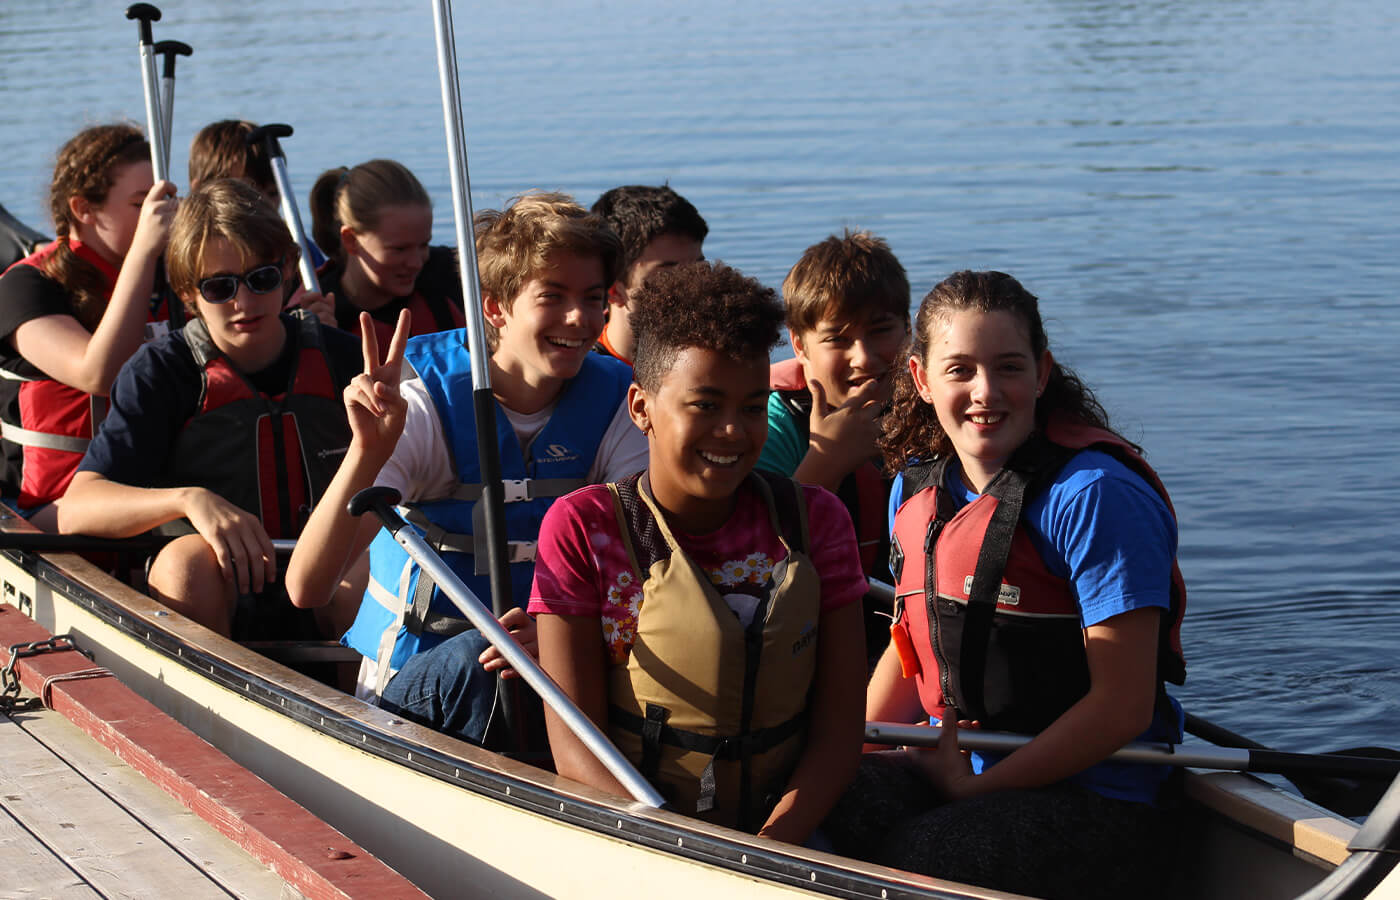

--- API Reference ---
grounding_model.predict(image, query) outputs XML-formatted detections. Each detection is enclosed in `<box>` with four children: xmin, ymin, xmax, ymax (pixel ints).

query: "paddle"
<box><xmin>0</xmin><ymin>532</ymin><xmax>296</xmax><ymax>557</ymax></box>
<box><xmin>1186</xmin><ymin>712</ymin><xmax>1400</xmax><ymax>818</ymax></box>
<box><xmin>348</xmin><ymin>485</ymin><xmax>666</xmax><ymax>808</ymax></box>
<box><xmin>246</xmin><ymin>124</ymin><xmax>322</xmax><ymax>295</ymax></box>
<box><xmin>124</xmin><ymin>4</ymin><xmax>168</xmax><ymax>182</ymax></box>
<box><xmin>865</xmin><ymin>721</ymin><xmax>1400</xmax><ymax>786</ymax></box>
<box><xmin>428</xmin><ymin>0</ymin><xmax>524</xmax><ymax>750</ymax></box>
<box><xmin>152</xmin><ymin>40</ymin><xmax>191</xmax><ymax>169</ymax></box>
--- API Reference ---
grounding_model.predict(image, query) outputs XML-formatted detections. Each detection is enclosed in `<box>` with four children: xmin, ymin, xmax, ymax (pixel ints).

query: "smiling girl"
<box><xmin>0</xmin><ymin>124</ymin><xmax>178</xmax><ymax>528</ymax></box>
<box><xmin>825</xmin><ymin>270</ymin><xmax>1187</xmax><ymax>899</ymax></box>
<box><xmin>531</xmin><ymin>261</ymin><xmax>868</xmax><ymax>843</ymax></box>
<box><xmin>310</xmin><ymin>159</ymin><xmax>464</xmax><ymax>344</ymax></box>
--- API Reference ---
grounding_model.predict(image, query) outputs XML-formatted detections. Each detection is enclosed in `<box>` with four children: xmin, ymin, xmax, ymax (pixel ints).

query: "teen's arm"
<box><xmin>757</xmin><ymin>601</ymin><xmax>865</xmax><ymax>844</ymax></box>
<box><xmin>12</xmin><ymin>181</ymin><xmax>176</xmax><ymax>395</ymax></box>
<box><xmin>792</xmin><ymin>378</ymin><xmax>883</xmax><ymax>491</ymax></box>
<box><xmin>863</xmin><ymin>636</ymin><xmax>927</xmax><ymax>752</ymax></box>
<box><xmin>536</xmin><ymin>612</ymin><xmax>629</xmax><ymax>797</ymax></box>
<box><xmin>913</xmin><ymin>607</ymin><xmax>1160</xmax><ymax>800</ymax></box>
<box><xmin>286</xmin><ymin>311</ymin><xmax>409</xmax><ymax>609</ymax></box>
<box><xmin>60</xmin><ymin>470</ymin><xmax>275</xmax><ymax>594</ymax></box>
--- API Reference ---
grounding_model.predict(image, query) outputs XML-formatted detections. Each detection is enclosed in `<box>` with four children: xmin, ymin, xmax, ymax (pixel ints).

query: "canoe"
<box><xmin>2</xmin><ymin>513</ymin><xmax>1396</xmax><ymax>899</ymax></box>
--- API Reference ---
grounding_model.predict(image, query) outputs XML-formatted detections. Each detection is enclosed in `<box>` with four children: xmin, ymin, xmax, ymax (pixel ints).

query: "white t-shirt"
<box><xmin>374</xmin><ymin>376</ymin><xmax>648</xmax><ymax>500</ymax></box>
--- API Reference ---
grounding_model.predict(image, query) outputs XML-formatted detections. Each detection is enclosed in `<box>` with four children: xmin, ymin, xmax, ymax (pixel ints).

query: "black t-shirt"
<box><xmin>320</xmin><ymin>245</ymin><xmax>463</xmax><ymax>334</ymax></box>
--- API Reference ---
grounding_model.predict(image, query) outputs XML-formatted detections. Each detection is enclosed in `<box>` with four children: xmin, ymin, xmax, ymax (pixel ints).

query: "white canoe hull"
<box><xmin>1</xmin><ymin>541</ymin><xmax>1387</xmax><ymax>900</ymax></box>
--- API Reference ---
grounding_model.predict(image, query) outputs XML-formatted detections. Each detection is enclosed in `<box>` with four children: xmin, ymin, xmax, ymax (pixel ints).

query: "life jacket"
<box><xmin>0</xmin><ymin>240</ymin><xmax>180</xmax><ymax>508</ymax></box>
<box><xmin>606</xmin><ymin>471</ymin><xmax>820</xmax><ymax>833</ymax></box>
<box><xmin>154</xmin><ymin>312</ymin><xmax>348</xmax><ymax>539</ymax></box>
<box><xmin>343</xmin><ymin>335</ymin><xmax>633</xmax><ymax>695</ymax></box>
<box><xmin>319</xmin><ymin>247</ymin><xmax>465</xmax><ymax>346</ymax></box>
<box><xmin>888</xmin><ymin>420</ymin><xmax>1187</xmax><ymax>735</ymax></box>
<box><xmin>769</xmin><ymin>357</ymin><xmax>889</xmax><ymax>578</ymax></box>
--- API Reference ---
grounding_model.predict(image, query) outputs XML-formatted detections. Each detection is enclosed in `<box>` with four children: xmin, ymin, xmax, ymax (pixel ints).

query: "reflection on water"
<box><xmin>1</xmin><ymin>0</ymin><xmax>1396</xmax><ymax>751</ymax></box>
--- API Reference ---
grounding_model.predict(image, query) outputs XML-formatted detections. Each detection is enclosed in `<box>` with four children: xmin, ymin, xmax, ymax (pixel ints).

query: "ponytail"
<box><xmin>309</xmin><ymin>160</ymin><xmax>430</xmax><ymax>265</ymax></box>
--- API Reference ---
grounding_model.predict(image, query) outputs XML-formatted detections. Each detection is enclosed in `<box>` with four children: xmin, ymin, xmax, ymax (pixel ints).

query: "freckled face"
<box><xmin>910</xmin><ymin>308</ymin><xmax>1050</xmax><ymax>489</ymax></box>
<box><xmin>793</xmin><ymin>311</ymin><xmax>909</xmax><ymax>408</ymax></box>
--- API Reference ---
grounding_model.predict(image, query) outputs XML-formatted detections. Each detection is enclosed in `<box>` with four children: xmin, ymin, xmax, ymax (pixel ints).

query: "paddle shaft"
<box><xmin>356</xmin><ymin>489</ymin><xmax>664</xmax><ymax>808</ymax></box>
<box><xmin>246</xmin><ymin>124</ymin><xmax>321</xmax><ymax>294</ymax></box>
<box><xmin>865</xmin><ymin>722</ymin><xmax>1400</xmax><ymax>782</ymax></box>
<box><xmin>0</xmin><ymin>532</ymin><xmax>296</xmax><ymax>556</ymax></box>
<box><xmin>430</xmin><ymin>0</ymin><xmax>522</xmax><ymax>747</ymax></box>
<box><xmin>125</xmin><ymin>6</ymin><xmax>168</xmax><ymax>182</ymax></box>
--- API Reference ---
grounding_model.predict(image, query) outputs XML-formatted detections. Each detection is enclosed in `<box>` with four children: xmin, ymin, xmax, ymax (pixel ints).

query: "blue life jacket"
<box><xmin>342</xmin><ymin>329</ymin><xmax>634</xmax><ymax>694</ymax></box>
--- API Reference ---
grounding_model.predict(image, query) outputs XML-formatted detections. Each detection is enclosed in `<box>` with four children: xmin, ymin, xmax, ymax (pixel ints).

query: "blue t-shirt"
<box><xmin>890</xmin><ymin>449</ymin><xmax>1185</xmax><ymax>804</ymax></box>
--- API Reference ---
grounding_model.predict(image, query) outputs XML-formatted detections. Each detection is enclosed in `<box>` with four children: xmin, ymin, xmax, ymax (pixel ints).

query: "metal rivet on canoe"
<box><xmin>454</xmin><ymin>768</ymin><xmax>460</xmax><ymax>778</ymax></box>
<box><xmin>677</xmin><ymin>838</ymin><xmax>683</xmax><ymax>847</ymax></box>
<box><xmin>559</xmin><ymin>802</ymin><xmax>566</xmax><ymax>812</ymax></box>
<box><xmin>245</xmin><ymin>683</ymin><xmax>250</xmax><ymax>691</ymax></box>
<box><xmin>810</xmin><ymin>873</ymin><xmax>817</xmax><ymax>882</ymax></box>
<box><xmin>505</xmin><ymin>786</ymin><xmax>511</xmax><ymax>795</ymax></box>
<box><xmin>881</xmin><ymin>891</ymin><xmax>887</xmax><ymax>899</ymax></box>
<box><xmin>319</xmin><ymin>716</ymin><xmax>325</xmax><ymax>726</ymax></box>
<box><xmin>741</xmin><ymin>854</ymin><xmax>748</xmax><ymax>865</ymax></box>
<box><xmin>616</xmin><ymin>820</ymin><xmax>622</xmax><ymax>829</ymax></box>
<box><xmin>153</xmin><ymin>610</ymin><xmax>168</xmax><ymax>617</ymax></box>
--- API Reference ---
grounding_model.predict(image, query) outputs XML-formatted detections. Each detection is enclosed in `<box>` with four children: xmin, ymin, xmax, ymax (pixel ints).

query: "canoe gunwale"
<box><xmin>6</xmin><ymin>545</ymin><xmax>982</xmax><ymax>899</ymax></box>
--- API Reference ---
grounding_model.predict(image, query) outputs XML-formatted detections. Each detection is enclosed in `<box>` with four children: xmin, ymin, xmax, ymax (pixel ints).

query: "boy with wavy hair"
<box><xmin>287</xmin><ymin>192</ymin><xmax>646</xmax><ymax>744</ymax></box>
<box><xmin>590</xmin><ymin>185</ymin><xmax>707</xmax><ymax>365</ymax></box>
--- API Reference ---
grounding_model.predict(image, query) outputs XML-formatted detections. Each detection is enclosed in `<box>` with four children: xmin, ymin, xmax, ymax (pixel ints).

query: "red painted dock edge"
<box><xmin>0</xmin><ymin>604</ymin><xmax>430</xmax><ymax>900</ymax></box>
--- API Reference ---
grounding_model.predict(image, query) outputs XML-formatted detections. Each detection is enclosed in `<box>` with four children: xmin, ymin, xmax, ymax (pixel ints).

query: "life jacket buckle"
<box><xmin>501</xmin><ymin>479</ymin><xmax>531</xmax><ymax>503</ymax></box>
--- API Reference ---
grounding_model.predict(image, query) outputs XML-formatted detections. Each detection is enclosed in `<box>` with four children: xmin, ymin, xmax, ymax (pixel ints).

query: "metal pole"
<box><xmin>125</xmin><ymin>5</ymin><xmax>168</xmax><ymax>183</ymax></box>
<box><xmin>351</xmin><ymin>488</ymin><xmax>665</xmax><ymax>808</ymax></box>
<box><xmin>428</xmin><ymin>0</ymin><xmax>520</xmax><ymax>747</ymax></box>
<box><xmin>246</xmin><ymin>124</ymin><xmax>322</xmax><ymax>293</ymax></box>
<box><xmin>154</xmin><ymin>40</ymin><xmax>191</xmax><ymax>171</ymax></box>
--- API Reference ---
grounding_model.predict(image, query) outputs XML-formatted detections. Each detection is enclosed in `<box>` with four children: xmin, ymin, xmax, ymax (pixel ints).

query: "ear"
<box><xmin>627</xmin><ymin>382</ymin><xmax>652</xmax><ymax>436</ymax></box>
<box><xmin>909</xmin><ymin>353</ymin><xmax>935</xmax><ymax>404</ymax></box>
<box><xmin>1036</xmin><ymin>349</ymin><xmax>1054</xmax><ymax>397</ymax></box>
<box><xmin>608</xmin><ymin>281</ymin><xmax>629</xmax><ymax>310</ymax></box>
<box><xmin>68</xmin><ymin>194</ymin><xmax>95</xmax><ymax>226</ymax></box>
<box><xmin>789</xmin><ymin>328</ymin><xmax>809</xmax><ymax>365</ymax></box>
<box><xmin>340</xmin><ymin>224</ymin><xmax>361</xmax><ymax>257</ymax></box>
<box><xmin>482</xmin><ymin>291</ymin><xmax>508</xmax><ymax>329</ymax></box>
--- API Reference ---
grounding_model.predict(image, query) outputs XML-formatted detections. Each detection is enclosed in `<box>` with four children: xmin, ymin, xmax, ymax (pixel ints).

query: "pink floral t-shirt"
<box><xmin>528</xmin><ymin>480</ymin><xmax>867</xmax><ymax>665</ymax></box>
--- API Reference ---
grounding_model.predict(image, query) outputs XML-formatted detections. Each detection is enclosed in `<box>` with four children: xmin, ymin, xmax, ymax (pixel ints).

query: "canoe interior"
<box><xmin>0</xmin><ymin>517</ymin><xmax>1366</xmax><ymax>900</ymax></box>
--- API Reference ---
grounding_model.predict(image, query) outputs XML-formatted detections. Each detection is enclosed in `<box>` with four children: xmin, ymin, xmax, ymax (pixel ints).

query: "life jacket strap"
<box><xmin>0</xmin><ymin>421</ymin><xmax>89</xmax><ymax>454</ymax></box>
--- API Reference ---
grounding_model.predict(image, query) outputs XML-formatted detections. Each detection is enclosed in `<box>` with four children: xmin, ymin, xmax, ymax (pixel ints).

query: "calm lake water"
<box><xmin>1</xmin><ymin>1</ymin><xmax>1396</xmax><ymax>758</ymax></box>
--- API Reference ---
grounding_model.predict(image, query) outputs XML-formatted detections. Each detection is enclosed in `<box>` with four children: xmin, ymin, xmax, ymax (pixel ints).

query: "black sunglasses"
<box><xmin>196</xmin><ymin>262</ymin><xmax>284</xmax><ymax>304</ymax></box>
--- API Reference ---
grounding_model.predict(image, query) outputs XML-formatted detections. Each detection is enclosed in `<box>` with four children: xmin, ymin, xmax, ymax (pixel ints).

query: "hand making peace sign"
<box><xmin>344</xmin><ymin>309</ymin><xmax>412</xmax><ymax>465</ymax></box>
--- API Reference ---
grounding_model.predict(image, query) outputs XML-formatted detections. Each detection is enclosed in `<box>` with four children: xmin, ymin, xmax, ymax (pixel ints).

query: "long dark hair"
<box><xmin>879</xmin><ymin>270</ymin><xmax>1125</xmax><ymax>472</ymax></box>
<box><xmin>41</xmin><ymin>124</ymin><xmax>150</xmax><ymax>330</ymax></box>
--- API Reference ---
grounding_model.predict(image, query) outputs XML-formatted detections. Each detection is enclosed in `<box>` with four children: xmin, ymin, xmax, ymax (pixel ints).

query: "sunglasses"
<box><xmin>196</xmin><ymin>262</ymin><xmax>284</xmax><ymax>304</ymax></box>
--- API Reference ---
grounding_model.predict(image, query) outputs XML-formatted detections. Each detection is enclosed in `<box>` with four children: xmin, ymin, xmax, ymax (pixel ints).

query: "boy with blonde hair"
<box><xmin>287</xmin><ymin>192</ymin><xmax>646</xmax><ymax>743</ymax></box>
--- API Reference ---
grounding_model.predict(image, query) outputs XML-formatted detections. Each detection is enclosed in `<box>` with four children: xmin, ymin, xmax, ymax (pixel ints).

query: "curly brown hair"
<box><xmin>631</xmin><ymin>260</ymin><xmax>784</xmax><ymax>392</ymax></box>
<box><xmin>41</xmin><ymin>124</ymin><xmax>150</xmax><ymax>331</ymax></box>
<box><xmin>879</xmin><ymin>270</ymin><xmax>1122</xmax><ymax>473</ymax></box>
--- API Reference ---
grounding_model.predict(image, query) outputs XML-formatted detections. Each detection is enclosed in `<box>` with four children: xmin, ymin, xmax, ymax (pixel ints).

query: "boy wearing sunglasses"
<box><xmin>58</xmin><ymin>178</ymin><xmax>363</xmax><ymax>639</ymax></box>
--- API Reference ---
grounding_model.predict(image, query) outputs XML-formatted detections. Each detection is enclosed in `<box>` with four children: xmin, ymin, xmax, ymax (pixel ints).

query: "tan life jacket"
<box><xmin>606</xmin><ymin>471</ymin><xmax>822</xmax><ymax>832</ymax></box>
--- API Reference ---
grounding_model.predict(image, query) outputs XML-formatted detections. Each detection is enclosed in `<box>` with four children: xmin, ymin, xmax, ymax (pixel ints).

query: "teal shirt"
<box><xmin>757</xmin><ymin>391</ymin><xmax>807</xmax><ymax>477</ymax></box>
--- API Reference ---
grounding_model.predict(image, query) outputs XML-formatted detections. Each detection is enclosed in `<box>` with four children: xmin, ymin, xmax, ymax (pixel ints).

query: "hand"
<box><xmin>807</xmin><ymin>377</ymin><xmax>884</xmax><ymax>473</ymax></box>
<box><xmin>183</xmin><ymin>487</ymin><xmax>276</xmax><ymax>595</ymax></box>
<box><xmin>129</xmin><ymin>180</ymin><xmax>179</xmax><ymax>260</ymax></box>
<box><xmin>298</xmin><ymin>289</ymin><xmax>338</xmax><ymax>327</ymax></box>
<box><xmin>345</xmin><ymin>309</ymin><xmax>411</xmax><ymax>463</ymax></box>
<box><xmin>479</xmin><ymin>606</ymin><xmax>539</xmax><ymax>679</ymax></box>
<box><xmin>908</xmin><ymin>714</ymin><xmax>982</xmax><ymax>802</ymax></box>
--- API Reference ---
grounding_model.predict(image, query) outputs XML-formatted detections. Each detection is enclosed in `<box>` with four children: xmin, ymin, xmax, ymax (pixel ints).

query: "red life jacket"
<box><xmin>770</xmin><ymin>357</ymin><xmax>889</xmax><ymax>577</ymax></box>
<box><xmin>157</xmin><ymin>313</ymin><xmax>348</xmax><ymax>539</ymax></box>
<box><xmin>0</xmin><ymin>240</ymin><xmax>179</xmax><ymax>508</ymax></box>
<box><xmin>888</xmin><ymin>421</ymin><xmax>1187</xmax><ymax>733</ymax></box>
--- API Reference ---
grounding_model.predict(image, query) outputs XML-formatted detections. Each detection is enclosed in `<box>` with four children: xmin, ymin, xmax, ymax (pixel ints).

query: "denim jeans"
<box><xmin>378</xmin><ymin>630</ymin><xmax>497</xmax><ymax>744</ymax></box>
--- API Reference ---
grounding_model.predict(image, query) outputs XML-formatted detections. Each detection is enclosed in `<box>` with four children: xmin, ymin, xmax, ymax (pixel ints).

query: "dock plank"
<box><xmin>0</xmin><ymin>806</ymin><xmax>100</xmax><ymax>899</ymax></box>
<box><xmin>0</xmin><ymin>708</ymin><xmax>281</xmax><ymax>899</ymax></box>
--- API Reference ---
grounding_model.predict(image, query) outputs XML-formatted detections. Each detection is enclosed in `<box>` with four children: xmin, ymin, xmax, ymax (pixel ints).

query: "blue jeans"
<box><xmin>378</xmin><ymin>630</ymin><xmax>497</xmax><ymax>744</ymax></box>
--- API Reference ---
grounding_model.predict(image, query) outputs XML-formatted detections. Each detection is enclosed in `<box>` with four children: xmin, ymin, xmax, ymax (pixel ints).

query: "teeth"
<box><xmin>547</xmin><ymin>337</ymin><xmax>583</xmax><ymax>348</ymax></box>
<box><xmin>700</xmin><ymin>451</ymin><xmax>740</xmax><ymax>465</ymax></box>
<box><xmin>969</xmin><ymin>414</ymin><xmax>1003</xmax><ymax>425</ymax></box>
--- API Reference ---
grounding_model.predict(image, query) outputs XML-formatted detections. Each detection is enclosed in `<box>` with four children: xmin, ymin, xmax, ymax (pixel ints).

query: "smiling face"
<box><xmin>74</xmin><ymin>160</ymin><xmax>153</xmax><ymax>266</ymax></box>
<box><xmin>910</xmin><ymin>307</ymin><xmax>1051</xmax><ymax>492</ymax></box>
<box><xmin>792</xmin><ymin>310</ymin><xmax>909</xmax><ymax>408</ymax></box>
<box><xmin>342</xmin><ymin>203</ymin><xmax>433</xmax><ymax>305</ymax></box>
<box><xmin>186</xmin><ymin>236</ymin><xmax>289</xmax><ymax>373</ymax></box>
<box><xmin>629</xmin><ymin>346</ymin><xmax>770</xmax><ymax>533</ymax></box>
<box><xmin>487</xmin><ymin>250</ymin><xmax>609</xmax><ymax>409</ymax></box>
